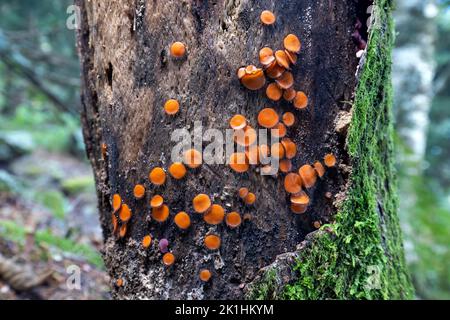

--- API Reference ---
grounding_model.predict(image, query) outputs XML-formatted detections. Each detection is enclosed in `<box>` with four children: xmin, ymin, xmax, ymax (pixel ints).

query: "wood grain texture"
<box><xmin>77</xmin><ymin>0</ymin><xmax>359</xmax><ymax>299</ymax></box>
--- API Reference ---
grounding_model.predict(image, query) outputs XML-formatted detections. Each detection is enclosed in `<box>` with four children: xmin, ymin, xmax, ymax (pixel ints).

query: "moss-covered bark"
<box><xmin>249</xmin><ymin>0</ymin><xmax>414</xmax><ymax>300</ymax></box>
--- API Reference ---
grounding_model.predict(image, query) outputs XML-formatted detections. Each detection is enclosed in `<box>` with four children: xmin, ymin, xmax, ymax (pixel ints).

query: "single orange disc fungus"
<box><xmin>260</xmin><ymin>10</ymin><xmax>276</xmax><ymax>25</ymax></box>
<box><xmin>294</xmin><ymin>91</ymin><xmax>308</xmax><ymax>109</ymax></box>
<box><xmin>133</xmin><ymin>184</ymin><xmax>145</xmax><ymax>199</ymax></box>
<box><xmin>152</xmin><ymin>204</ymin><xmax>170</xmax><ymax>222</ymax></box>
<box><xmin>314</xmin><ymin>161</ymin><xmax>326</xmax><ymax>177</ymax></box>
<box><xmin>203</xmin><ymin>204</ymin><xmax>225</xmax><ymax>225</ymax></box>
<box><xmin>229</xmin><ymin>152</ymin><xmax>249</xmax><ymax>173</ymax></box>
<box><xmin>226</xmin><ymin>212</ymin><xmax>242</xmax><ymax>228</ymax></box>
<box><xmin>238</xmin><ymin>187</ymin><xmax>249</xmax><ymax>199</ymax></box>
<box><xmin>259</xmin><ymin>47</ymin><xmax>275</xmax><ymax>66</ymax></box>
<box><xmin>164</xmin><ymin>99</ymin><xmax>180</xmax><ymax>115</ymax></box>
<box><xmin>174</xmin><ymin>211</ymin><xmax>191</xmax><ymax>230</ymax></box>
<box><xmin>150</xmin><ymin>195</ymin><xmax>164</xmax><ymax>208</ymax></box>
<box><xmin>204</xmin><ymin>234</ymin><xmax>221</xmax><ymax>250</ymax></box>
<box><xmin>184</xmin><ymin>149</ymin><xmax>203</xmax><ymax>169</ymax></box>
<box><xmin>163</xmin><ymin>252</ymin><xmax>175</xmax><ymax>266</ymax></box>
<box><xmin>119</xmin><ymin>204</ymin><xmax>132</xmax><ymax>222</ymax></box>
<box><xmin>283</xmin><ymin>88</ymin><xmax>296</xmax><ymax>102</ymax></box>
<box><xmin>193</xmin><ymin>194</ymin><xmax>212</xmax><ymax>213</ymax></box>
<box><xmin>276</xmin><ymin>71</ymin><xmax>294</xmax><ymax>89</ymax></box>
<box><xmin>199</xmin><ymin>269</ymin><xmax>212</xmax><ymax>282</ymax></box>
<box><xmin>244</xmin><ymin>192</ymin><xmax>256</xmax><ymax>205</ymax></box>
<box><xmin>282</xmin><ymin>112</ymin><xmax>296</xmax><ymax>126</ymax></box>
<box><xmin>112</xmin><ymin>194</ymin><xmax>122</xmax><ymax>213</ymax></box>
<box><xmin>230</xmin><ymin>114</ymin><xmax>247</xmax><ymax>130</ymax></box>
<box><xmin>284</xmin><ymin>34</ymin><xmax>301</xmax><ymax>53</ymax></box>
<box><xmin>298</xmin><ymin>164</ymin><xmax>317</xmax><ymax>188</ymax></box>
<box><xmin>257</xmin><ymin>108</ymin><xmax>279</xmax><ymax>128</ymax></box>
<box><xmin>142</xmin><ymin>235</ymin><xmax>152</xmax><ymax>248</ymax></box>
<box><xmin>284</xmin><ymin>173</ymin><xmax>302</xmax><ymax>194</ymax></box>
<box><xmin>149</xmin><ymin>167</ymin><xmax>166</xmax><ymax>186</ymax></box>
<box><xmin>266</xmin><ymin>83</ymin><xmax>283</xmax><ymax>101</ymax></box>
<box><xmin>170</xmin><ymin>42</ymin><xmax>186</xmax><ymax>58</ymax></box>
<box><xmin>275</xmin><ymin>50</ymin><xmax>290</xmax><ymax>69</ymax></box>
<box><xmin>169</xmin><ymin>162</ymin><xmax>187</xmax><ymax>180</ymax></box>
<box><xmin>324</xmin><ymin>153</ymin><xmax>337</xmax><ymax>167</ymax></box>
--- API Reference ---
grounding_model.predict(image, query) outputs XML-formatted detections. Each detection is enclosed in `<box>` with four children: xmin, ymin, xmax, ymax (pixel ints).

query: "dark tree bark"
<box><xmin>76</xmin><ymin>0</ymin><xmax>413</xmax><ymax>299</ymax></box>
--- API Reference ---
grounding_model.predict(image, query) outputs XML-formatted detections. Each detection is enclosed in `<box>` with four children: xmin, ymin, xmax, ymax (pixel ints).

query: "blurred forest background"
<box><xmin>0</xmin><ymin>0</ymin><xmax>448</xmax><ymax>300</ymax></box>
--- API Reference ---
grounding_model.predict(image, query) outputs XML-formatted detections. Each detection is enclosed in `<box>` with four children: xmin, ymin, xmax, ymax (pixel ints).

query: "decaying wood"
<box><xmin>76</xmin><ymin>0</ymin><xmax>359</xmax><ymax>299</ymax></box>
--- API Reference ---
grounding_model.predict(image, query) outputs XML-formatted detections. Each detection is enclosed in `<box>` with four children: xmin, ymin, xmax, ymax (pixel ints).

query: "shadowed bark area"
<box><xmin>77</xmin><ymin>0</ymin><xmax>363</xmax><ymax>299</ymax></box>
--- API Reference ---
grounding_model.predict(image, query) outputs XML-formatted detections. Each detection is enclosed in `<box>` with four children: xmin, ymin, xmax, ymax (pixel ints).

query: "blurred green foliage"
<box><xmin>0</xmin><ymin>0</ymin><xmax>100</xmax><ymax>268</ymax></box>
<box><xmin>396</xmin><ymin>2</ymin><xmax>450</xmax><ymax>300</ymax></box>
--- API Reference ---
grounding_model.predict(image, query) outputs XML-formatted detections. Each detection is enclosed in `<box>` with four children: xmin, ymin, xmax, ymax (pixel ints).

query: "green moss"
<box><xmin>247</xmin><ymin>268</ymin><xmax>279</xmax><ymax>300</ymax></box>
<box><xmin>251</xmin><ymin>0</ymin><xmax>414</xmax><ymax>300</ymax></box>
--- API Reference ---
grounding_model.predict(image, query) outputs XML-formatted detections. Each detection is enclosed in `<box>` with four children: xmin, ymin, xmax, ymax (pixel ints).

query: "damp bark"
<box><xmin>76</xmin><ymin>0</ymin><xmax>410</xmax><ymax>299</ymax></box>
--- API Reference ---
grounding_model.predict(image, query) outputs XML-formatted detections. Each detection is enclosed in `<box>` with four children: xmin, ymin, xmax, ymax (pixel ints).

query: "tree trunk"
<box><xmin>76</xmin><ymin>0</ymin><xmax>413</xmax><ymax>300</ymax></box>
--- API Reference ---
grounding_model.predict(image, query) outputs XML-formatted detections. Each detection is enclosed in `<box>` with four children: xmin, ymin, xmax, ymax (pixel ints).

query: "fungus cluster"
<box><xmin>109</xmin><ymin>10</ymin><xmax>340</xmax><ymax>287</ymax></box>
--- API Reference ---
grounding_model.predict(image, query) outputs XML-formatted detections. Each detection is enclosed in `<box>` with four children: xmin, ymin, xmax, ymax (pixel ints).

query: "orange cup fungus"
<box><xmin>279</xmin><ymin>159</ymin><xmax>292</xmax><ymax>173</ymax></box>
<box><xmin>266</xmin><ymin>61</ymin><xmax>285</xmax><ymax>79</ymax></box>
<box><xmin>281</xmin><ymin>138</ymin><xmax>297</xmax><ymax>159</ymax></box>
<box><xmin>170</xmin><ymin>42</ymin><xmax>186</xmax><ymax>58</ymax></box>
<box><xmin>291</xmin><ymin>191</ymin><xmax>310</xmax><ymax>205</ymax></box>
<box><xmin>163</xmin><ymin>252</ymin><xmax>175</xmax><ymax>266</ymax></box>
<box><xmin>203</xmin><ymin>204</ymin><xmax>225</xmax><ymax>225</ymax></box>
<box><xmin>169</xmin><ymin>162</ymin><xmax>187</xmax><ymax>180</ymax></box>
<box><xmin>142</xmin><ymin>235</ymin><xmax>152</xmax><ymax>248</ymax></box>
<box><xmin>229</xmin><ymin>152</ymin><xmax>249</xmax><ymax>173</ymax></box>
<box><xmin>152</xmin><ymin>204</ymin><xmax>170</xmax><ymax>222</ymax></box>
<box><xmin>298</xmin><ymin>164</ymin><xmax>317</xmax><ymax>189</ymax></box>
<box><xmin>258</xmin><ymin>108</ymin><xmax>279</xmax><ymax>128</ymax></box>
<box><xmin>150</xmin><ymin>195</ymin><xmax>164</xmax><ymax>208</ymax></box>
<box><xmin>276</xmin><ymin>71</ymin><xmax>294</xmax><ymax>89</ymax></box>
<box><xmin>184</xmin><ymin>148</ymin><xmax>203</xmax><ymax>169</ymax></box>
<box><xmin>234</xmin><ymin>126</ymin><xmax>257</xmax><ymax>147</ymax></box>
<box><xmin>238</xmin><ymin>65</ymin><xmax>266</xmax><ymax>90</ymax></box>
<box><xmin>116</xmin><ymin>278</ymin><xmax>124</xmax><ymax>287</ymax></box>
<box><xmin>238</xmin><ymin>187</ymin><xmax>249</xmax><ymax>199</ymax></box>
<box><xmin>285</xmin><ymin>50</ymin><xmax>298</xmax><ymax>65</ymax></box>
<box><xmin>282</xmin><ymin>112</ymin><xmax>296</xmax><ymax>127</ymax></box>
<box><xmin>266</xmin><ymin>83</ymin><xmax>283</xmax><ymax>101</ymax></box>
<box><xmin>230</xmin><ymin>114</ymin><xmax>247</xmax><ymax>130</ymax></box>
<box><xmin>271</xmin><ymin>142</ymin><xmax>285</xmax><ymax>159</ymax></box>
<box><xmin>193</xmin><ymin>194</ymin><xmax>212</xmax><ymax>213</ymax></box>
<box><xmin>324</xmin><ymin>153</ymin><xmax>337</xmax><ymax>167</ymax></box>
<box><xmin>149</xmin><ymin>167</ymin><xmax>166</xmax><ymax>186</ymax></box>
<box><xmin>133</xmin><ymin>184</ymin><xmax>145</xmax><ymax>199</ymax></box>
<box><xmin>294</xmin><ymin>91</ymin><xmax>308</xmax><ymax>109</ymax></box>
<box><xmin>313</xmin><ymin>161</ymin><xmax>326</xmax><ymax>178</ymax></box>
<box><xmin>246</xmin><ymin>145</ymin><xmax>260</xmax><ymax>165</ymax></box>
<box><xmin>283</xmin><ymin>88</ymin><xmax>296</xmax><ymax>102</ymax></box>
<box><xmin>174</xmin><ymin>211</ymin><xmax>191</xmax><ymax>230</ymax></box>
<box><xmin>119</xmin><ymin>204</ymin><xmax>132</xmax><ymax>222</ymax></box>
<box><xmin>284</xmin><ymin>34</ymin><xmax>301</xmax><ymax>53</ymax></box>
<box><xmin>271</xmin><ymin>123</ymin><xmax>287</xmax><ymax>138</ymax></box>
<box><xmin>244</xmin><ymin>192</ymin><xmax>256</xmax><ymax>205</ymax></box>
<box><xmin>119</xmin><ymin>224</ymin><xmax>127</xmax><ymax>238</ymax></box>
<box><xmin>284</xmin><ymin>173</ymin><xmax>302</xmax><ymax>194</ymax></box>
<box><xmin>112</xmin><ymin>194</ymin><xmax>122</xmax><ymax>213</ymax></box>
<box><xmin>275</xmin><ymin>50</ymin><xmax>290</xmax><ymax>69</ymax></box>
<box><xmin>313</xmin><ymin>221</ymin><xmax>322</xmax><ymax>229</ymax></box>
<box><xmin>260</xmin><ymin>10</ymin><xmax>276</xmax><ymax>25</ymax></box>
<box><xmin>204</xmin><ymin>234</ymin><xmax>221</xmax><ymax>250</ymax></box>
<box><xmin>164</xmin><ymin>99</ymin><xmax>180</xmax><ymax>115</ymax></box>
<box><xmin>226</xmin><ymin>212</ymin><xmax>242</xmax><ymax>228</ymax></box>
<box><xmin>199</xmin><ymin>269</ymin><xmax>212</xmax><ymax>282</ymax></box>
<box><xmin>259</xmin><ymin>47</ymin><xmax>275</xmax><ymax>66</ymax></box>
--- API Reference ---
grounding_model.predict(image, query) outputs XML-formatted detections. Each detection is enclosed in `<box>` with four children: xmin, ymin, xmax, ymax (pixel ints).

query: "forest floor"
<box><xmin>0</xmin><ymin>150</ymin><xmax>110</xmax><ymax>300</ymax></box>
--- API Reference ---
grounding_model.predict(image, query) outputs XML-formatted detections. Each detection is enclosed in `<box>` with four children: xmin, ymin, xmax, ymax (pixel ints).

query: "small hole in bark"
<box><xmin>106</xmin><ymin>62</ymin><xmax>113</xmax><ymax>87</ymax></box>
